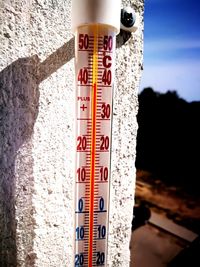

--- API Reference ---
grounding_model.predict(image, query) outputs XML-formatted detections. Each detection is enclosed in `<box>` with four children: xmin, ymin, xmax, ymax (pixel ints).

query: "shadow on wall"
<box><xmin>0</xmin><ymin>38</ymin><xmax>74</xmax><ymax>267</ymax></box>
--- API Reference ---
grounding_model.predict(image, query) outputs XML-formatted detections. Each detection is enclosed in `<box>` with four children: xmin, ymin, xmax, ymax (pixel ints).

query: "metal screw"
<box><xmin>121</xmin><ymin>7</ymin><xmax>136</xmax><ymax>28</ymax></box>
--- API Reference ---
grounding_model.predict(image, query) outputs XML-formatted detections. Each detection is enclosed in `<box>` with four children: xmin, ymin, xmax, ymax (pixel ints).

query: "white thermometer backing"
<box><xmin>74</xmin><ymin>24</ymin><xmax>116</xmax><ymax>266</ymax></box>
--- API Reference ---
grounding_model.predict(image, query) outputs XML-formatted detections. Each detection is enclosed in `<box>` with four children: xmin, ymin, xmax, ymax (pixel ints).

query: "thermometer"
<box><xmin>72</xmin><ymin>1</ymin><xmax>121</xmax><ymax>266</ymax></box>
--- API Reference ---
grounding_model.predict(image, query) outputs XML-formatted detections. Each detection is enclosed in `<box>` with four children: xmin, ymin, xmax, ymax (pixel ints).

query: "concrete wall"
<box><xmin>0</xmin><ymin>0</ymin><xmax>144</xmax><ymax>266</ymax></box>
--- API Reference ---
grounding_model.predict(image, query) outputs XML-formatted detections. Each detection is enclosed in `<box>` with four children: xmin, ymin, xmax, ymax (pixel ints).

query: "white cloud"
<box><xmin>144</xmin><ymin>38</ymin><xmax>200</xmax><ymax>53</ymax></box>
<box><xmin>140</xmin><ymin>60</ymin><xmax>200</xmax><ymax>101</ymax></box>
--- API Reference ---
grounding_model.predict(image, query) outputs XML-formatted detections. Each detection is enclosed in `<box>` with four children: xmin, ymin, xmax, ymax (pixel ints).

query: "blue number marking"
<box><xmin>99</xmin><ymin>197</ymin><xmax>104</xmax><ymax>211</ymax></box>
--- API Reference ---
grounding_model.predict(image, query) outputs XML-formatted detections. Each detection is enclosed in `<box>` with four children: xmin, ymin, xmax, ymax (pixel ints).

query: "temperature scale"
<box><xmin>72</xmin><ymin>1</ymin><xmax>121</xmax><ymax>266</ymax></box>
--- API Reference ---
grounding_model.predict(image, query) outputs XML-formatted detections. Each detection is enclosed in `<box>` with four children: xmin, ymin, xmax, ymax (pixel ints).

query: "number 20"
<box><xmin>100</xmin><ymin>136</ymin><xmax>109</xmax><ymax>151</ymax></box>
<box><xmin>75</xmin><ymin>253</ymin><xmax>84</xmax><ymax>266</ymax></box>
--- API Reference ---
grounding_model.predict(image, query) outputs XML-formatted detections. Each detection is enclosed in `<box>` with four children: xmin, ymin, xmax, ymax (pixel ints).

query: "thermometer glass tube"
<box><xmin>74</xmin><ymin>24</ymin><xmax>116</xmax><ymax>266</ymax></box>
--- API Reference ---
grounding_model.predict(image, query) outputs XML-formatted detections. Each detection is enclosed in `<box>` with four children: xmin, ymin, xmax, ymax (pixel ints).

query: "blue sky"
<box><xmin>140</xmin><ymin>0</ymin><xmax>200</xmax><ymax>101</ymax></box>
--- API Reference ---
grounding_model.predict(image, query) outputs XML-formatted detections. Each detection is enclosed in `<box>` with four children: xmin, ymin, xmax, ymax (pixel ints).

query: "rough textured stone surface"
<box><xmin>0</xmin><ymin>0</ymin><xmax>143</xmax><ymax>266</ymax></box>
